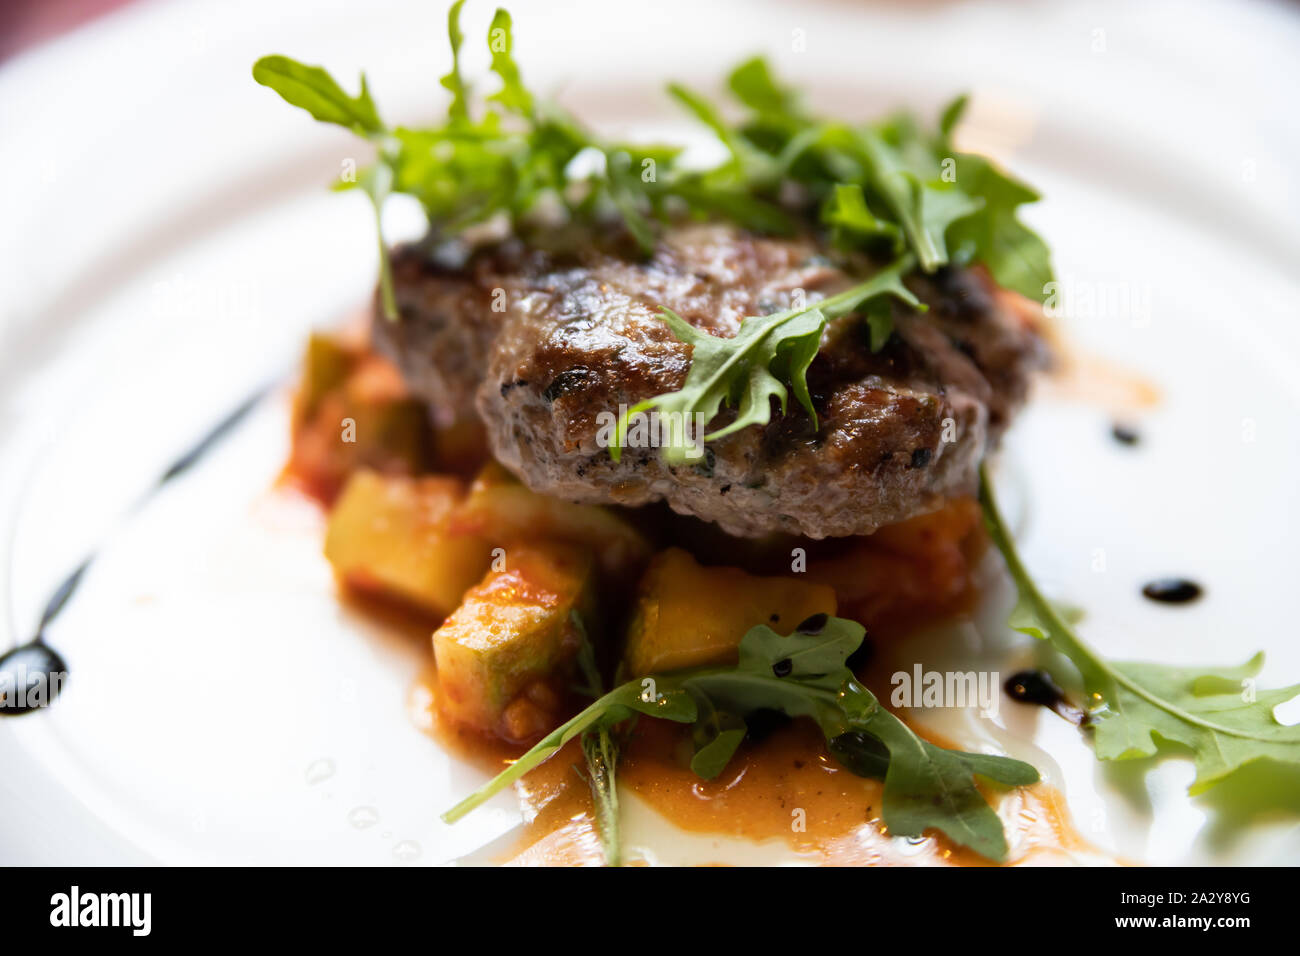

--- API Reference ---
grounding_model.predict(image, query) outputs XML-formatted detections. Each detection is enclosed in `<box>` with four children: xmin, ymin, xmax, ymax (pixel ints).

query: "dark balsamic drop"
<box><xmin>796</xmin><ymin>613</ymin><xmax>828</xmax><ymax>634</ymax></box>
<box><xmin>846</xmin><ymin>637</ymin><xmax>875</xmax><ymax>673</ymax></box>
<box><xmin>1005</xmin><ymin>669</ymin><xmax>1086</xmax><ymax>726</ymax></box>
<box><xmin>0</xmin><ymin>558</ymin><xmax>89</xmax><ymax>718</ymax></box>
<box><xmin>0</xmin><ymin>641</ymin><xmax>68</xmax><ymax>714</ymax></box>
<box><xmin>1110</xmin><ymin>423</ymin><xmax>1140</xmax><ymax>446</ymax></box>
<box><xmin>1142</xmin><ymin>578</ymin><xmax>1203</xmax><ymax>605</ymax></box>
<box><xmin>1005</xmin><ymin>669</ymin><xmax>1065</xmax><ymax>708</ymax></box>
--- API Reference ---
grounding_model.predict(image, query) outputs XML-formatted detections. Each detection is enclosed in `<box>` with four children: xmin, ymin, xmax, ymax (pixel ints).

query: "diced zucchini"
<box><xmin>290</xmin><ymin>389</ymin><xmax>431</xmax><ymax>501</ymax></box>
<box><xmin>622</xmin><ymin>548</ymin><xmax>837</xmax><ymax>677</ymax></box>
<box><xmin>294</xmin><ymin>332</ymin><xmax>356</xmax><ymax>425</ymax></box>
<box><xmin>289</xmin><ymin>335</ymin><xmax>433</xmax><ymax>501</ymax></box>
<box><xmin>452</xmin><ymin>462</ymin><xmax>649</xmax><ymax>583</ymax></box>
<box><xmin>433</xmin><ymin>542</ymin><xmax>594</xmax><ymax>741</ymax></box>
<box><xmin>324</xmin><ymin>470</ymin><xmax>492</xmax><ymax>617</ymax></box>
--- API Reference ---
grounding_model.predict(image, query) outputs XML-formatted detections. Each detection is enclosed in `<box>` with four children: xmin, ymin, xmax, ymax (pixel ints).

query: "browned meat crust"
<box><xmin>373</xmin><ymin>223</ymin><xmax>1043</xmax><ymax>538</ymax></box>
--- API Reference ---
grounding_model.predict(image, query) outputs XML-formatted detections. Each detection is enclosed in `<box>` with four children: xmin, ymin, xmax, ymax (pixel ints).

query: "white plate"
<box><xmin>2</xmin><ymin>0</ymin><xmax>1298</xmax><ymax>865</ymax></box>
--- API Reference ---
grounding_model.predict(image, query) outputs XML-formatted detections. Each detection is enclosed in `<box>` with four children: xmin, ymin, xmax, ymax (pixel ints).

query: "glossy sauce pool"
<box><xmin>410</xmin><ymin>669</ymin><xmax>1107</xmax><ymax>866</ymax></box>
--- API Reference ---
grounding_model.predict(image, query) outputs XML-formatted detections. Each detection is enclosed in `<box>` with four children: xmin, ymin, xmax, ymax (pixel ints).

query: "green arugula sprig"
<box><xmin>980</xmin><ymin>464</ymin><xmax>1300</xmax><ymax>795</ymax></box>
<box><xmin>254</xmin><ymin>4</ymin><xmax>687</xmax><ymax>317</ymax></box>
<box><xmin>571</xmin><ymin>613</ymin><xmax>623</xmax><ymax>866</ymax></box>
<box><xmin>444</xmin><ymin>616</ymin><xmax>1039</xmax><ymax>862</ymax></box>
<box><xmin>610</xmin><ymin>256</ymin><xmax>921</xmax><ymax>464</ymax></box>
<box><xmin>254</xmin><ymin>5</ymin><xmax>1053</xmax><ymax>327</ymax></box>
<box><xmin>441</xmin><ymin>680</ymin><xmax>692</xmax><ymax>819</ymax></box>
<box><xmin>578</xmin><ymin>730</ymin><xmax>620</xmax><ymax>864</ymax></box>
<box><xmin>680</xmin><ymin>59</ymin><xmax>1054</xmax><ymax>301</ymax></box>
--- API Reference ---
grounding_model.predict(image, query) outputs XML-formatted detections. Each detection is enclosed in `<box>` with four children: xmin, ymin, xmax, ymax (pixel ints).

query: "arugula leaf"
<box><xmin>444</xmin><ymin>616</ymin><xmax>1039</xmax><ymax>861</ymax></box>
<box><xmin>667</xmin><ymin>82</ymin><xmax>778</xmax><ymax>186</ymax></box>
<box><xmin>935</xmin><ymin>97</ymin><xmax>1053</xmax><ymax>301</ymax></box>
<box><xmin>823</xmin><ymin>183</ymin><xmax>902</xmax><ymax>248</ymax></box>
<box><xmin>441</xmin><ymin>680</ymin><xmax>696</xmax><ymax>824</ymax></box>
<box><xmin>571</xmin><ymin>613</ymin><xmax>623</xmax><ymax>866</ymax></box>
<box><xmin>255</xmin><ymin>4</ymin><xmax>686</xmax><ymax>264</ymax></box>
<box><xmin>667</xmin><ymin>178</ymin><xmax>796</xmax><ymax>235</ymax></box>
<box><xmin>944</xmin><ymin>155</ymin><xmax>1053</xmax><ymax>302</ymax></box>
<box><xmin>726</xmin><ymin>56</ymin><xmax>800</xmax><ymax>120</ymax></box>
<box><xmin>856</xmin><ymin>705</ymin><xmax>1037</xmax><ymax>857</ymax></box>
<box><xmin>251</xmin><ymin>56</ymin><xmax>384</xmax><ymax>135</ymax></box>
<box><xmin>856</xmin><ymin>126</ymin><xmax>981</xmax><ymax>272</ymax></box>
<box><xmin>938</xmin><ymin>94</ymin><xmax>969</xmax><ymax>140</ymax></box>
<box><xmin>485</xmin><ymin>8</ymin><xmax>533</xmax><ymax>117</ymax></box>
<box><xmin>256</xmin><ymin>15</ymin><xmax>1055</xmax><ymax>328</ymax></box>
<box><xmin>570</xmin><ymin>613</ymin><xmax>604</xmax><ymax>700</ymax></box>
<box><xmin>439</xmin><ymin>0</ymin><xmax>471</xmax><ymax>125</ymax></box>
<box><xmin>863</xmin><ymin>298</ymin><xmax>895</xmax><ymax>352</ymax></box>
<box><xmin>688</xmin><ymin>697</ymin><xmax>747</xmax><ymax>779</ymax></box>
<box><xmin>980</xmin><ymin>464</ymin><xmax>1300</xmax><ymax>795</ymax></box>
<box><xmin>603</xmin><ymin>147</ymin><xmax>658</xmax><ymax>253</ymax></box>
<box><xmin>358</xmin><ymin>163</ymin><xmax>397</xmax><ymax>320</ymax></box>
<box><xmin>678</xmin><ymin>619</ymin><xmax>1038</xmax><ymax>860</ymax></box>
<box><xmin>579</xmin><ymin>727</ymin><xmax>621</xmax><ymax>864</ymax></box>
<box><xmin>610</xmin><ymin>256</ymin><xmax>921</xmax><ymax>464</ymax></box>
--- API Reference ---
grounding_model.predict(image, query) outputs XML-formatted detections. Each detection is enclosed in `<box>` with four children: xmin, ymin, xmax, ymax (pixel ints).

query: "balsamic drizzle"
<box><xmin>1141</xmin><ymin>578</ymin><xmax>1203</xmax><ymax>605</ymax></box>
<box><xmin>1004</xmin><ymin>669</ymin><xmax>1087</xmax><ymax>726</ymax></box>
<box><xmin>1110</xmin><ymin>422</ymin><xmax>1140</xmax><ymax>446</ymax></box>
<box><xmin>157</xmin><ymin>387</ymin><xmax>271</xmax><ymax>486</ymax></box>
<box><xmin>37</xmin><ymin>557</ymin><xmax>93</xmax><ymax>634</ymax></box>
<box><xmin>0</xmin><ymin>384</ymin><xmax>272</xmax><ymax>716</ymax></box>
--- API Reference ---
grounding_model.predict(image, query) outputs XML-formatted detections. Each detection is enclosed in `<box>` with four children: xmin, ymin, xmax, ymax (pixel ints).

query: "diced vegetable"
<box><xmin>622</xmin><ymin>547</ymin><xmax>837</xmax><ymax>677</ymax></box>
<box><xmin>428</xmin><ymin>418</ymin><xmax>491</xmax><ymax>477</ymax></box>
<box><xmin>433</xmin><ymin>542</ymin><xmax>595</xmax><ymax>741</ymax></box>
<box><xmin>451</xmin><ymin>462</ymin><xmax>650</xmax><ymax>583</ymax></box>
<box><xmin>293</xmin><ymin>332</ymin><xmax>355</xmax><ymax>423</ymax></box>
<box><xmin>805</xmin><ymin>497</ymin><xmax>980</xmax><ymax>629</ymax></box>
<box><xmin>324</xmin><ymin>470</ymin><xmax>493</xmax><ymax>617</ymax></box>
<box><xmin>288</xmin><ymin>335</ymin><xmax>432</xmax><ymax>502</ymax></box>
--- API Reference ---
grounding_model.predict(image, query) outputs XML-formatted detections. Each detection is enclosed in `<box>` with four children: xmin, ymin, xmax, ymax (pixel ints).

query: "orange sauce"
<box><xmin>409</xmin><ymin>667</ymin><xmax>1107</xmax><ymax>867</ymax></box>
<box><xmin>1042</xmin><ymin>349</ymin><xmax>1161</xmax><ymax>414</ymax></box>
<box><xmin>622</xmin><ymin>720</ymin><xmax>1096</xmax><ymax>866</ymax></box>
<box><xmin>409</xmin><ymin>671</ymin><xmax>609</xmax><ymax>866</ymax></box>
<box><xmin>1035</xmin><ymin>315</ymin><xmax>1161</xmax><ymax>414</ymax></box>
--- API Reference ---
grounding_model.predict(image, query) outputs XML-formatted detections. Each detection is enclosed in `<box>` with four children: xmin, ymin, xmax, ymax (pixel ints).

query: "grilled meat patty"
<box><xmin>373</xmin><ymin>223</ymin><xmax>1043</xmax><ymax>538</ymax></box>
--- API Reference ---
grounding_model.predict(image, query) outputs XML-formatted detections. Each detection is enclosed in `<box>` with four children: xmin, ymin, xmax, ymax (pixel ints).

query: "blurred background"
<box><xmin>1</xmin><ymin>0</ymin><xmax>123</xmax><ymax>61</ymax></box>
